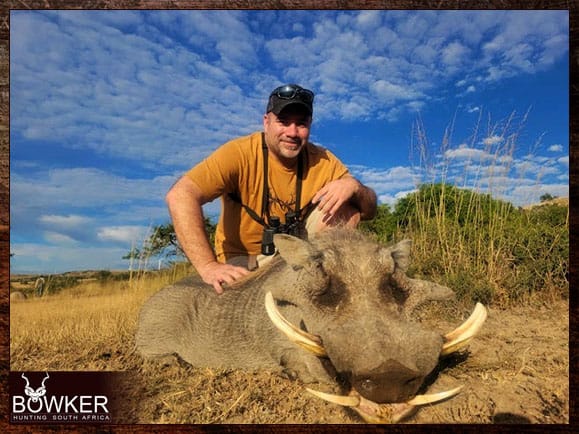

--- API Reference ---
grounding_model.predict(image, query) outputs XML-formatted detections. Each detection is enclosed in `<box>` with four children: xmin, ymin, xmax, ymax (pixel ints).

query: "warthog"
<box><xmin>136</xmin><ymin>229</ymin><xmax>487</xmax><ymax>423</ymax></box>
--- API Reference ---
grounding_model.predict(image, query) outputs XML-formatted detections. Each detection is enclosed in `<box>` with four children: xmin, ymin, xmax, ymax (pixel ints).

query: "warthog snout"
<box><xmin>352</xmin><ymin>360</ymin><xmax>422</xmax><ymax>403</ymax></box>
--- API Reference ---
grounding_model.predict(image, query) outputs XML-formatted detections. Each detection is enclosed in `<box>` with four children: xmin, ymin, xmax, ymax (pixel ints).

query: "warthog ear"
<box><xmin>390</xmin><ymin>239</ymin><xmax>412</xmax><ymax>272</ymax></box>
<box><xmin>274</xmin><ymin>234</ymin><xmax>321</xmax><ymax>270</ymax></box>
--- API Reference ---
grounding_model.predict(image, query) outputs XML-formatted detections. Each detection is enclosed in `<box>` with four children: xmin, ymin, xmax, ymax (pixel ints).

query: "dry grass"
<box><xmin>10</xmin><ymin>266</ymin><xmax>358</xmax><ymax>423</ymax></box>
<box><xmin>10</xmin><ymin>266</ymin><xmax>191</xmax><ymax>371</ymax></box>
<box><xmin>9</xmin><ymin>265</ymin><xmax>568</xmax><ymax>424</ymax></box>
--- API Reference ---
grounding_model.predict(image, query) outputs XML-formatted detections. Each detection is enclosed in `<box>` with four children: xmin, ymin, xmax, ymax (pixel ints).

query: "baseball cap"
<box><xmin>266</xmin><ymin>84</ymin><xmax>314</xmax><ymax>116</ymax></box>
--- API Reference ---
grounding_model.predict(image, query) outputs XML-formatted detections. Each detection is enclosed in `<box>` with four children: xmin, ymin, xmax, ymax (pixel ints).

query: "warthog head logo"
<box><xmin>21</xmin><ymin>373</ymin><xmax>50</xmax><ymax>402</ymax></box>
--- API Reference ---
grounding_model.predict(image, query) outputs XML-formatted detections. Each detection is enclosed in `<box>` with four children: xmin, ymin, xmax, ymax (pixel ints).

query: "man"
<box><xmin>166</xmin><ymin>84</ymin><xmax>377</xmax><ymax>294</ymax></box>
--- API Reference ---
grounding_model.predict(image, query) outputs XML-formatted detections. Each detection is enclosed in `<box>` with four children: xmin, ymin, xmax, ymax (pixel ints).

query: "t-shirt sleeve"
<box><xmin>319</xmin><ymin>147</ymin><xmax>351</xmax><ymax>181</ymax></box>
<box><xmin>185</xmin><ymin>140</ymin><xmax>242</xmax><ymax>202</ymax></box>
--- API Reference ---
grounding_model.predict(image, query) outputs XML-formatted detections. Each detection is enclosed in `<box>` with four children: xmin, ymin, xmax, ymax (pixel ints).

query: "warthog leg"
<box><xmin>306</xmin><ymin>385</ymin><xmax>463</xmax><ymax>423</ymax></box>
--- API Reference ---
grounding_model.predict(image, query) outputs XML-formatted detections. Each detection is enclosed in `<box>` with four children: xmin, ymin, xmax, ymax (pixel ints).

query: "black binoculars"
<box><xmin>261</xmin><ymin>212</ymin><xmax>301</xmax><ymax>255</ymax></box>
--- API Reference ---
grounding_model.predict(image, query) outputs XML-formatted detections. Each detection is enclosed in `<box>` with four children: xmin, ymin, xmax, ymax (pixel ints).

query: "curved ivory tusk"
<box><xmin>406</xmin><ymin>385</ymin><xmax>463</xmax><ymax>405</ymax></box>
<box><xmin>306</xmin><ymin>387</ymin><xmax>361</xmax><ymax>407</ymax></box>
<box><xmin>264</xmin><ymin>291</ymin><xmax>327</xmax><ymax>357</ymax></box>
<box><xmin>441</xmin><ymin>303</ymin><xmax>487</xmax><ymax>356</ymax></box>
<box><xmin>306</xmin><ymin>385</ymin><xmax>464</xmax><ymax>423</ymax></box>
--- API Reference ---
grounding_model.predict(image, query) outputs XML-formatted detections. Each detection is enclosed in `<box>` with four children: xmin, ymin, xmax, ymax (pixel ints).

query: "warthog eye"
<box><xmin>379</xmin><ymin>273</ymin><xmax>408</xmax><ymax>305</ymax></box>
<box><xmin>314</xmin><ymin>275</ymin><xmax>347</xmax><ymax>308</ymax></box>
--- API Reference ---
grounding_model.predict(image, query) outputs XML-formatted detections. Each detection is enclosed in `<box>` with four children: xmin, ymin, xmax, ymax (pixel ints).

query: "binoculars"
<box><xmin>261</xmin><ymin>212</ymin><xmax>301</xmax><ymax>255</ymax></box>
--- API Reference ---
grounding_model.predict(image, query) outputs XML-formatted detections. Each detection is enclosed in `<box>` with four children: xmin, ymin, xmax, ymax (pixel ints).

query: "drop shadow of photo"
<box><xmin>492</xmin><ymin>412</ymin><xmax>532</xmax><ymax>424</ymax></box>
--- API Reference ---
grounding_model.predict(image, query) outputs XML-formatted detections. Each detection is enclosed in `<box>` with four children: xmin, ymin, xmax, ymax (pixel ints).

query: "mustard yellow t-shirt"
<box><xmin>186</xmin><ymin>131</ymin><xmax>350</xmax><ymax>261</ymax></box>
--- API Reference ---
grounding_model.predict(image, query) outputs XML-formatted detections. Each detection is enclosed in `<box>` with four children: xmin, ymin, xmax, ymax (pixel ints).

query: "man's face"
<box><xmin>263</xmin><ymin>106</ymin><xmax>312</xmax><ymax>167</ymax></box>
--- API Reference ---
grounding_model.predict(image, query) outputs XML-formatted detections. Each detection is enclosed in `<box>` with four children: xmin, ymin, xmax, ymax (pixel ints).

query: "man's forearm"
<box><xmin>166</xmin><ymin>177</ymin><xmax>218</xmax><ymax>271</ymax></box>
<box><xmin>353</xmin><ymin>181</ymin><xmax>377</xmax><ymax>220</ymax></box>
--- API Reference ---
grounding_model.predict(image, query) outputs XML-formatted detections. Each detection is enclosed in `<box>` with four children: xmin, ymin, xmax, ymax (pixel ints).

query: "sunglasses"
<box><xmin>270</xmin><ymin>84</ymin><xmax>314</xmax><ymax>104</ymax></box>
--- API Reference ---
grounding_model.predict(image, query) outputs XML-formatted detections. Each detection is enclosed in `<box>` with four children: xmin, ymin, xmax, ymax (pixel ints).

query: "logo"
<box><xmin>22</xmin><ymin>372</ymin><xmax>49</xmax><ymax>403</ymax></box>
<box><xmin>10</xmin><ymin>372</ymin><xmax>116</xmax><ymax>424</ymax></box>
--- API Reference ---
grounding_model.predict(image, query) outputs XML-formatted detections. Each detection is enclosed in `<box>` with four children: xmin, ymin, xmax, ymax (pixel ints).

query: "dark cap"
<box><xmin>266</xmin><ymin>84</ymin><xmax>314</xmax><ymax>116</ymax></box>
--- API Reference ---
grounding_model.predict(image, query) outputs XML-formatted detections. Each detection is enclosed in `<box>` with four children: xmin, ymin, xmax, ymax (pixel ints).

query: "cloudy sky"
<box><xmin>10</xmin><ymin>10</ymin><xmax>569</xmax><ymax>274</ymax></box>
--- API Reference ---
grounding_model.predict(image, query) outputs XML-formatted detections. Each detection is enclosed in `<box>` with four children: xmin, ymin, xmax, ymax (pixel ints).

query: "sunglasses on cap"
<box><xmin>270</xmin><ymin>84</ymin><xmax>315</xmax><ymax>104</ymax></box>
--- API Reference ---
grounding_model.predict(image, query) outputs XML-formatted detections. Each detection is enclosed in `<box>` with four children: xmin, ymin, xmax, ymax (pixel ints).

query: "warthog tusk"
<box><xmin>265</xmin><ymin>292</ymin><xmax>327</xmax><ymax>357</ymax></box>
<box><xmin>306</xmin><ymin>385</ymin><xmax>463</xmax><ymax>423</ymax></box>
<box><xmin>406</xmin><ymin>385</ymin><xmax>463</xmax><ymax>405</ymax></box>
<box><xmin>441</xmin><ymin>302</ymin><xmax>488</xmax><ymax>356</ymax></box>
<box><xmin>305</xmin><ymin>388</ymin><xmax>361</xmax><ymax>407</ymax></box>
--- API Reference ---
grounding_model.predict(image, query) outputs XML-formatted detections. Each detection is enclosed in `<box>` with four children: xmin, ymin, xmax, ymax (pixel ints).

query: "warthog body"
<box><xmin>137</xmin><ymin>229</ymin><xmax>471</xmax><ymax>411</ymax></box>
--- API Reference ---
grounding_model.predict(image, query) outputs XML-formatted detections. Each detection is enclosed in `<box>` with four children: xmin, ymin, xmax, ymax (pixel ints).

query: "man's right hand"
<box><xmin>198</xmin><ymin>261</ymin><xmax>250</xmax><ymax>294</ymax></box>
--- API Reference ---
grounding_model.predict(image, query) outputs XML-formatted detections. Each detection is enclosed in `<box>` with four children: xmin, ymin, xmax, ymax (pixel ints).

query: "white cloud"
<box><xmin>441</xmin><ymin>41</ymin><xmax>470</xmax><ymax>67</ymax></box>
<box><xmin>350</xmin><ymin>165</ymin><xmax>420</xmax><ymax>205</ymax></box>
<box><xmin>548</xmin><ymin>144</ymin><xmax>563</xmax><ymax>152</ymax></box>
<box><xmin>292</xmin><ymin>23</ymin><xmax>305</xmax><ymax>33</ymax></box>
<box><xmin>371</xmin><ymin>80</ymin><xmax>421</xmax><ymax>103</ymax></box>
<box><xmin>444</xmin><ymin>146</ymin><xmax>494</xmax><ymax>162</ymax></box>
<box><xmin>10</xmin><ymin>168</ymin><xmax>178</xmax><ymax>247</ymax></box>
<box><xmin>482</xmin><ymin>135</ymin><xmax>504</xmax><ymax>146</ymax></box>
<box><xmin>477</xmin><ymin>11</ymin><xmax>568</xmax><ymax>81</ymax></box>
<box><xmin>11</xmin><ymin>168</ymin><xmax>175</xmax><ymax>210</ymax></box>
<box><xmin>355</xmin><ymin>10</ymin><xmax>383</xmax><ymax>29</ymax></box>
<box><xmin>10</xmin><ymin>11</ymin><xmax>265</xmax><ymax>169</ymax></box>
<box><xmin>39</xmin><ymin>214</ymin><xmax>92</xmax><ymax>228</ymax></box>
<box><xmin>97</xmin><ymin>226</ymin><xmax>150</xmax><ymax>244</ymax></box>
<box><xmin>509</xmin><ymin>183</ymin><xmax>569</xmax><ymax>206</ymax></box>
<box><xmin>10</xmin><ymin>10</ymin><xmax>569</xmax><ymax>166</ymax></box>
<box><xmin>10</xmin><ymin>242</ymin><xmax>132</xmax><ymax>273</ymax></box>
<box><xmin>43</xmin><ymin>231</ymin><xmax>79</xmax><ymax>245</ymax></box>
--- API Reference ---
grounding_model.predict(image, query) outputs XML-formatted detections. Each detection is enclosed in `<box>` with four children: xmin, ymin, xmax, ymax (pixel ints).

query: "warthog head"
<box><xmin>264</xmin><ymin>229</ymin><xmax>487</xmax><ymax>422</ymax></box>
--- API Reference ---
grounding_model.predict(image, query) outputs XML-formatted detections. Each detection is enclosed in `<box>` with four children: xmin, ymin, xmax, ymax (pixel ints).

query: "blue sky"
<box><xmin>10</xmin><ymin>10</ymin><xmax>569</xmax><ymax>274</ymax></box>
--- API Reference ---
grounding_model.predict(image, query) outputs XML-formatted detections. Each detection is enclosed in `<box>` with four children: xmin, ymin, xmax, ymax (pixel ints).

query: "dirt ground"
<box><xmin>9</xmin><ymin>290</ymin><xmax>568</xmax><ymax>425</ymax></box>
<box><xmin>116</xmin><ymin>299</ymin><xmax>569</xmax><ymax>425</ymax></box>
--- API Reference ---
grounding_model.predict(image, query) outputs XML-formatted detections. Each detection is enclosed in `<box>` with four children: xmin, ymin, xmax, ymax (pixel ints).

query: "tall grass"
<box><xmin>399</xmin><ymin>112</ymin><xmax>568</xmax><ymax>307</ymax></box>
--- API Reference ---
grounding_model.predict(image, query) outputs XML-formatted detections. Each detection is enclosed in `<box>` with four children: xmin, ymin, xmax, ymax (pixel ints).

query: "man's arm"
<box><xmin>351</xmin><ymin>178</ymin><xmax>378</xmax><ymax>220</ymax></box>
<box><xmin>165</xmin><ymin>176</ymin><xmax>249</xmax><ymax>294</ymax></box>
<box><xmin>311</xmin><ymin>176</ymin><xmax>377</xmax><ymax>221</ymax></box>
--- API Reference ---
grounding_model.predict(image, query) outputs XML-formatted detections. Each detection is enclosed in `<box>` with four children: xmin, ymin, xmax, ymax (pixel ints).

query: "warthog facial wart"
<box><xmin>136</xmin><ymin>229</ymin><xmax>487</xmax><ymax>423</ymax></box>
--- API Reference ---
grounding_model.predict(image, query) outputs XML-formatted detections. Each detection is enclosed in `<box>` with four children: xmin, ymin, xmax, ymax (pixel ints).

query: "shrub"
<box><xmin>387</xmin><ymin>184</ymin><xmax>568</xmax><ymax>307</ymax></box>
<box><xmin>359</xmin><ymin>203</ymin><xmax>397</xmax><ymax>243</ymax></box>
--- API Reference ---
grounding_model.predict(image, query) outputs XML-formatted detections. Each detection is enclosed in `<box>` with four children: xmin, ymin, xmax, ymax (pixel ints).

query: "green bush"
<box><xmin>364</xmin><ymin>183</ymin><xmax>568</xmax><ymax>307</ymax></box>
<box><xmin>393</xmin><ymin>183</ymin><xmax>516</xmax><ymax>228</ymax></box>
<box><xmin>359</xmin><ymin>203</ymin><xmax>397</xmax><ymax>243</ymax></box>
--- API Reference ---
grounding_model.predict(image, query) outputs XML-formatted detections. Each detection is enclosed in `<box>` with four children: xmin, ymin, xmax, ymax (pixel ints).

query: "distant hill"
<box><xmin>522</xmin><ymin>197</ymin><xmax>569</xmax><ymax>210</ymax></box>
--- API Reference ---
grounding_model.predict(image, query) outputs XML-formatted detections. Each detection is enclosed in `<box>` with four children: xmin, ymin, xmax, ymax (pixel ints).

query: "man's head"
<box><xmin>264</xmin><ymin>84</ymin><xmax>314</xmax><ymax>167</ymax></box>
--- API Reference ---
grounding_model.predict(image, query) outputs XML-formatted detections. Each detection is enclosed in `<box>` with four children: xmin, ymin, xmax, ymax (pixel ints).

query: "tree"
<box><xmin>359</xmin><ymin>203</ymin><xmax>397</xmax><ymax>242</ymax></box>
<box><xmin>540</xmin><ymin>193</ymin><xmax>556</xmax><ymax>202</ymax></box>
<box><xmin>123</xmin><ymin>218</ymin><xmax>217</xmax><ymax>265</ymax></box>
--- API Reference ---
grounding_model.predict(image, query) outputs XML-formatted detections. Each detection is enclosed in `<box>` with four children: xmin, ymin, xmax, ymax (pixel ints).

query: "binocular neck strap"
<box><xmin>228</xmin><ymin>133</ymin><xmax>307</xmax><ymax>229</ymax></box>
<box><xmin>261</xmin><ymin>133</ymin><xmax>305</xmax><ymax>226</ymax></box>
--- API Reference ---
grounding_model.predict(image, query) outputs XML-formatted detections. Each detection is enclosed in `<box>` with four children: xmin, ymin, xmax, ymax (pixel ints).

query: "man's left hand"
<box><xmin>311</xmin><ymin>177</ymin><xmax>360</xmax><ymax>221</ymax></box>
